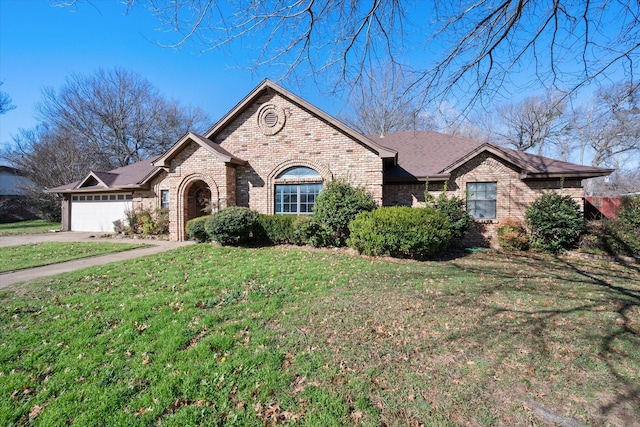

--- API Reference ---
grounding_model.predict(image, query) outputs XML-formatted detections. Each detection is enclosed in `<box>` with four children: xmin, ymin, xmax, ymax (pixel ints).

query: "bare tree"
<box><xmin>6</xmin><ymin>125</ymin><xmax>96</xmax><ymax>188</ymax></box>
<box><xmin>55</xmin><ymin>1</ymin><xmax>640</xmax><ymax>113</ymax></box>
<box><xmin>36</xmin><ymin>67</ymin><xmax>210</xmax><ymax>170</ymax></box>
<box><xmin>1</xmin><ymin>125</ymin><xmax>96</xmax><ymax>221</ymax></box>
<box><xmin>571</xmin><ymin>81</ymin><xmax>640</xmax><ymax>168</ymax></box>
<box><xmin>423</xmin><ymin>101</ymin><xmax>492</xmax><ymax>142</ymax></box>
<box><xmin>1</xmin><ymin>68</ymin><xmax>210</xmax><ymax>220</ymax></box>
<box><xmin>0</xmin><ymin>82</ymin><xmax>16</xmax><ymax>114</ymax></box>
<box><xmin>340</xmin><ymin>65</ymin><xmax>433</xmax><ymax>135</ymax></box>
<box><xmin>494</xmin><ymin>92</ymin><xmax>568</xmax><ymax>154</ymax></box>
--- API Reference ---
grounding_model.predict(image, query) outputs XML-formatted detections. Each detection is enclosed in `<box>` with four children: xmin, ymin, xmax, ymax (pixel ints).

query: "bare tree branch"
<box><xmin>50</xmin><ymin>1</ymin><xmax>640</xmax><ymax>122</ymax></box>
<box><xmin>0</xmin><ymin>82</ymin><xmax>16</xmax><ymax>115</ymax></box>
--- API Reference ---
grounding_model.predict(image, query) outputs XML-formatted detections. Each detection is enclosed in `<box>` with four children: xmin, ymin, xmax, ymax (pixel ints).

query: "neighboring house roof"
<box><xmin>0</xmin><ymin>166</ymin><xmax>36</xmax><ymax>196</ymax></box>
<box><xmin>374</xmin><ymin>130</ymin><xmax>613</xmax><ymax>182</ymax></box>
<box><xmin>0</xmin><ymin>165</ymin><xmax>23</xmax><ymax>175</ymax></box>
<box><xmin>205</xmin><ymin>79</ymin><xmax>398</xmax><ymax>161</ymax></box>
<box><xmin>48</xmin><ymin>155</ymin><xmax>162</xmax><ymax>193</ymax></box>
<box><xmin>154</xmin><ymin>131</ymin><xmax>247</xmax><ymax>168</ymax></box>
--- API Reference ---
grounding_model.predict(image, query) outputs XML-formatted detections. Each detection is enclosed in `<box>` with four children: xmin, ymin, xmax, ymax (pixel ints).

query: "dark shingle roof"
<box><xmin>48</xmin><ymin>156</ymin><xmax>161</xmax><ymax>193</ymax></box>
<box><xmin>372</xmin><ymin>130</ymin><xmax>612</xmax><ymax>181</ymax></box>
<box><xmin>370</xmin><ymin>131</ymin><xmax>485</xmax><ymax>179</ymax></box>
<box><xmin>49</xmin><ymin>130</ymin><xmax>613</xmax><ymax>194</ymax></box>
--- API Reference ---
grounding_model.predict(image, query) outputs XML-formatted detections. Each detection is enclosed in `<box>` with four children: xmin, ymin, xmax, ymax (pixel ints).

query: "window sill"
<box><xmin>473</xmin><ymin>218</ymin><xmax>498</xmax><ymax>224</ymax></box>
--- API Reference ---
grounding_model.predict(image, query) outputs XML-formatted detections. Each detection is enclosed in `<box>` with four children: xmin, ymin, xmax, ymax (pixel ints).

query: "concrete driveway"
<box><xmin>0</xmin><ymin>231</ymin><xmax>195</xmax><ymax>288</ymax></box>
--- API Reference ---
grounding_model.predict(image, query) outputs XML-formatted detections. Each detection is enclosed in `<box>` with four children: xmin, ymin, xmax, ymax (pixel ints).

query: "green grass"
<box><xmin>0</xmin><ymin>242</ymin><xmax>147</xmax><ymax>273</ymax></box>
<box><xmin>0</xmin><ymin>220</ymin><xmax>61</xmax><ymax>236</ymax></box>
<box><xmin>0</xmin><ymin>246</ymin><xmax>638</xmax><ymax>426</ymax></box>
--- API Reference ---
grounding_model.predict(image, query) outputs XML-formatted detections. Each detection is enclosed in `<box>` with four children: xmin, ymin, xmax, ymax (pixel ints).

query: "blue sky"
<box><xmin>1</xmin><ymin>1</ymin><xmax>636</xmax><ymax>171</ymax></box>
<box><xmin>0</xmin><ymin>0</ymin><xmax>343</xmax><ymax>152</ymax></box>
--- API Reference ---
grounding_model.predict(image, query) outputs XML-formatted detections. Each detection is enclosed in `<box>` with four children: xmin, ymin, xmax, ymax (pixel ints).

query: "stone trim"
<box><xmin>257</xmin><ymin>103</ymin><xmax>286</xmax><ymax>135</ymax></box>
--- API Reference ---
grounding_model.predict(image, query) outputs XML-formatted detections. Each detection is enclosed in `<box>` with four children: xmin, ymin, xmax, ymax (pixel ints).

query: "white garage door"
<box><xmin>71</xmin><ymin>194</ymin><xmax>133</xmax><ymax>232</ymax></box>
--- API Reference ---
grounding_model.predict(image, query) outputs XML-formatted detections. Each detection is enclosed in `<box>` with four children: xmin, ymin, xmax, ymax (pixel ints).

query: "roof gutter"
<box><xmin>384</xmin><ymin>173</ymin><xmax>451</xmax><ymax>183</ymax></box>
<box><xmin>519</xmin><ymin>169</ymin><xmax>614</xmax><ymax>180</ymax></box>
<box><xmin>46</xmin><ymin>185</ymin><xmax>149</xmax><ymax>194</ymax></box>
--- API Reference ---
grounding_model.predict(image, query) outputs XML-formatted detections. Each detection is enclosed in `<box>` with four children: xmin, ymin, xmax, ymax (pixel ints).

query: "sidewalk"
<box><xmin>0</xmin><ymin>232</ymin><xmax>194</xmax><ymax>288</ymax></box>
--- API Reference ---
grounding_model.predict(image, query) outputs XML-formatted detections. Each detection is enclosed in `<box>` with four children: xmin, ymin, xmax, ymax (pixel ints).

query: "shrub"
<box><xmin>618</xmin><ymin>195</ymin><xmax>640</xmax><ymax>228</ymax></box>
<box><xmin>125</xmin><ymin>207</ymin><xmax>169</xmax><ymax>236</ymax></box>
<box><xmin>186</xmin><ymin>216</ymin><xmax>210</xmax><ymax>242</ymax></box>
<box><xmin>204</xmin><ymin>206</ymin><xmax>260</xmax><ymax>246</ymax></box>
<box><xmin>426</xmin><ymin>189</ymin><xmax>473</xmax><ymax>242</ymax></box>
<box><xmin>496</xmin><ymin>217</ymin><xmax>530</xmax><ymax>251</ymax></box>
<box><xmin>313</xmin><ymin>180</ymin><xmax>376</xmax><ymax>246</ymax></box>
<box><xmin>291</xmin><ymin>216</ymin><xmax>334</xmax><ymax>247</ymax></box>
<box><xmin>581</xmin><ymin>196</ymin><xmax>640</xmax><ymax>257</ymax></box>
<box><xmin>605</xmin><ymin>218</ymin><xmax>640</xmax><ymax>257</ymax></box>
<box><xmin>347</xmin><ymin>206</ymin><xmax>451</xmax><ymax>259</ymax></box>
<box><xmin>257</xmin><ymin>214</ymin><xmax>295</xmax><ymax>245</ymax></box>
<box><xmin>526</xmin><ymin>193</ymin><xmax>584</xmax><ymax>253</ymax></box>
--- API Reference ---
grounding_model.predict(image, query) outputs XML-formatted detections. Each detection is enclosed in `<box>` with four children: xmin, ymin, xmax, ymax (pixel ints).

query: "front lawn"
<box><xmin>0</xmin><ymin>220</ymin><xmax>61</xmax><ymax>236</ymax></box>
<box><xmin>0</xmin><ymin>242</ymin><xmax>147</xmax><ymax>273</ymax></box>
<box><xmin>0</xmin><ymin>246</ymin><xmax>638</xmax><ymax>426</ymax></box>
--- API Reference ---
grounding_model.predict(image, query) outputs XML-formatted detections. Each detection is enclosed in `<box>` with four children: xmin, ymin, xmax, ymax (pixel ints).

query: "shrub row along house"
<box><xmin>49</xmin><ymin>80</ymin><xmax>612</xmax><ymax>244</ymax></box>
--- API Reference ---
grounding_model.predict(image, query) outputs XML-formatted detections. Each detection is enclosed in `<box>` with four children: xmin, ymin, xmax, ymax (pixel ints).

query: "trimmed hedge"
<box><xmin>205</xmin><ymin>206</ymin><xmax>260</xmax><ymax>246</ymax></box>
<box><xmin>347</xmin><ymin>206</ymin><xmax>452</xmax><ymax>259</ymax></box>
<box><xmin>186</xmin><ymin>216</ymin><xmax>210</xmax><ymax>242</ymax></box>
<box><xmin>291</xmin><ymin>216</ymin><xmax>334</xmax><ymax>247</ymax></box>
<box><xmin>257</xmin><ymin>214</ymin><xmax>295</xmax><ymax>245</ymax></box>
<box><xmin>526</xmin><ymin>193</ymin><xmax>584</xmax><ymax>253</ymax></box>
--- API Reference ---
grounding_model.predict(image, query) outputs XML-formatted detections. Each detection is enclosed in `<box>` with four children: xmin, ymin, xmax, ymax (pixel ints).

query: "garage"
<box><xmin>70</xmin><ymin>193</ymin><xmax>132</xmax><ymax>232</ymax></box>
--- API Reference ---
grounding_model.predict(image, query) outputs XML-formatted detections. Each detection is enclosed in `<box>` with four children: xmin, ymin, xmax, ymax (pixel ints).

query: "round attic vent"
<box><xmin>257</xmin><ymin>104</ymin><xmax>285</xmax><ymax>135</ymax></box>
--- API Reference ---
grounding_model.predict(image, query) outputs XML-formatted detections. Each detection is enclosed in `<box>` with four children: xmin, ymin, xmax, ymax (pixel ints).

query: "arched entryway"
<box><xmin>185</xmin><ymin>180</ymin><xmax>212</xmax><ymax>223</ymax></box>
<box><xmin>176</xmin><ymin>175</ymin><xmax>220</xmax><ymax>241</ymax></box>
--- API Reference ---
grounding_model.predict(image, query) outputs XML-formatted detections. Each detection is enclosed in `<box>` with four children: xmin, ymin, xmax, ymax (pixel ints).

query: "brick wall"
<box><xmin>152</xmin><ymin>91</ymin><xmax>385</xmax><ymax>240</ymax></box>
<box><xmin>149</xmin><ymin>142</ymin><xmax>236</xmax><ymax>240</ymax></box>
<box><xmin>215</xmin><ymin>91</ymin><xmax>384</xmax><ymax>214</ymax></box>
<box><xmin>384</xmin><ymin>152</ymin><xmax>585</xmax><ymax>247</ymax></box>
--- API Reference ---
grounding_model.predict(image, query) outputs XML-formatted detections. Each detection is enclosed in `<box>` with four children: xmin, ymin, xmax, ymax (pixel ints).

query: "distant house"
<box><xmin>48</xmin><ymin>80</ymin><xmax>613</xmax><ymax>244</ymax></box>
<box><xmin>0</xmin><ymin>166</ymin><xmax>32</xmax><ymax>197</ymax></box>
<box><xmin>0</xmin><ymin>166</ymin><xmax>38</xmax><ymax>222</ymax></box>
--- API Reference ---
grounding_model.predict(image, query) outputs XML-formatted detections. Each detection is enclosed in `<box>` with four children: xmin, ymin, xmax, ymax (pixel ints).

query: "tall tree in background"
<box><xmin>0</xmin><ymin>82</ymin><xmax>16</xmax><ymax>114</ymax></box>
<box><xmin>1</xmin><ymin>68</ymin><xmax>210</xmax><ymax>220</ymax></box>
<box><xmin>494</xmin><ymin>92</ymin><xmax>567</xmax><ymax>155</ymax></box>
<box><xmin>570</xmin><ymin>81</ymin><xmax>640</xmax><ymax>168</ymax></box>
<box><xmin>35</xmin><ymin>67</ymin><xmax>209</xmax><ymax>170</ymax></box>
<box><xmin>341</xmin><ymin>66</ymin><xmax>433</xmax><ymax>135</ymax></box>
<box><xmin>54</xmin><ymin>0</ymin><xmax>640</xmax><ymax>116</ymax></box>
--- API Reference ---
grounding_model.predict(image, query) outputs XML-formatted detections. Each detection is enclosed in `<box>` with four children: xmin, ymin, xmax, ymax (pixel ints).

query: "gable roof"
<box><xmin>47</xmin><ymin>156</ymin><xmax>162</xmax><ymax>193</ymax></box>
<box><xmin>372</xmin><ymin>131</ymin><xmax>485</xmax><ymax>180</ymax></box>
<box><xmin>153</xmin><ymin>132</ymin><xmax>247</xmax><ymax>168</ymax></box>
<box><xmin>373</xmin><ymin>130</ymin><xmax>613</xmax><ymax>182</ymax></box>
<box><xmin>205</xmin><ymin>79</ymin><xmax>397</xmax><ymax>161</ymax></box>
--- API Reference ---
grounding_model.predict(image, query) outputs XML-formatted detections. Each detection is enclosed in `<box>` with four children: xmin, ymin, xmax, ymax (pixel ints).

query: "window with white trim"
<box><xmin>467</xmin><ymin>182</ymin><xmax>497</xmax><ymax>219</ymax></box>
<box><xmin>274</xmin><ymin>167</ymin><xmax>322</xmax><ymax>215</ymax></box>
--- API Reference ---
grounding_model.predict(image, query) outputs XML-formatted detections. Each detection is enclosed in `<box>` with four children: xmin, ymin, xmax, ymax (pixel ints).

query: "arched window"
<box><xmin>274</xmin><ymin>166</ymin><xmax>323</xmax><ymax>215</ymax></box>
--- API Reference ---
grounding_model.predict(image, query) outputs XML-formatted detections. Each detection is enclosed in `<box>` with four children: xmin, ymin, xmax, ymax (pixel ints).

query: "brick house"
<box><xmin>49</xmin><ymin>80</ymin><xmax>612</xmax><ymax>244</ymax></box>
